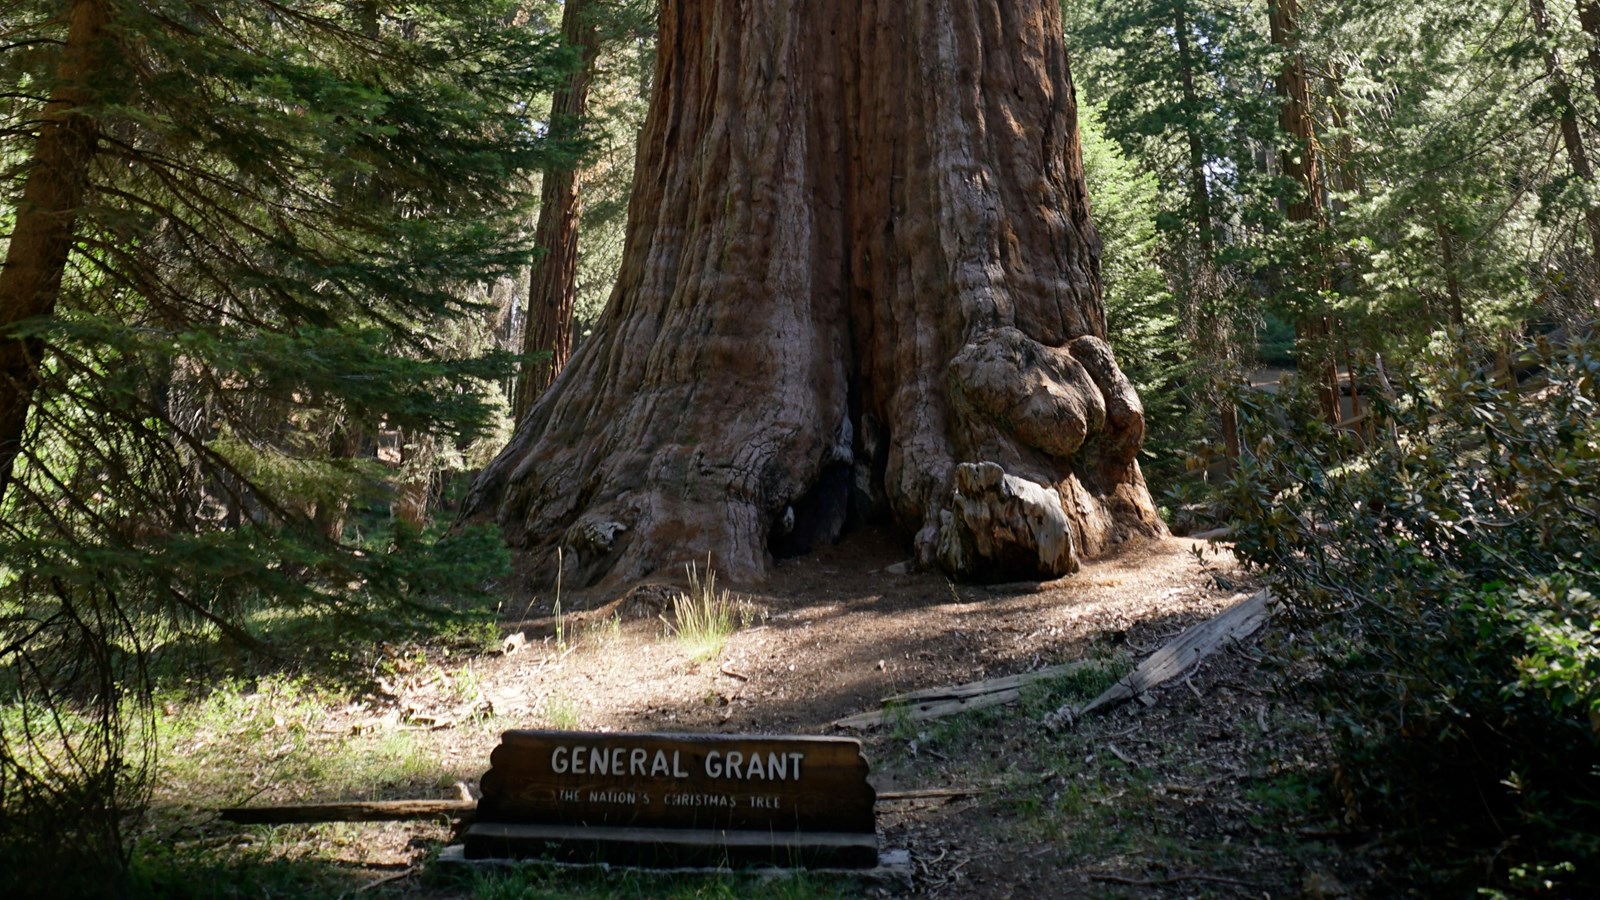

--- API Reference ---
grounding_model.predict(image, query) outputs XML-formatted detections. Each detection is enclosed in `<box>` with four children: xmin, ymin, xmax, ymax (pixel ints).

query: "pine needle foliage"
<box><xmin>0</xmin><ymin>1</ymin><xmax>573</xmax><ymax>892</ymax></box>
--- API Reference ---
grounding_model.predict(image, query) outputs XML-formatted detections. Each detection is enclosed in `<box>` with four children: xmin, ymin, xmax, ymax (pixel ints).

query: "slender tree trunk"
<box><xmin>1576</xmin><ymin>1</ymin><xmax>1600</xmax><ymax>115</ymax></box>
<box><xmin>464</xmin><ymin>0</ymin><xmax>1162</xmax><ymax>587</ymax></box>
<box><xmin>1327</xmin><ymin>64</ymin><xmax>1358</xmax><ymax>217</ymax></box>
<box><xmin>1440</xmin><ymin>220</ymin><xmax>1466</xmax><ymax>329</ymax></box>
<box><xmin>1270</xmin><ymin>0</ymin><xmax>1339</xmax><ymax>425</ymax></box>
<box><xmin>514</xmin><ymin>0</ymin><xmax>604</xmax><ymax>417</ymax></box>
<box><xmin>1172</xmin><ymin>1</ymin><xmax>1215</xmax><ymax>254</ymax></box>
<box><xmin>1342</xmin><ymin>333</ymin><xmax>1361</xmax><ymax>427</ymax></box>
<box><xmin>1330</xmin><ymin>66</ymin><xmax>1364</xmax><ymax>430</ymax></box>
<box><xmin>1533</xmin><ymin>0</ymin><xmax>1600</xmax><ymax>268</ymax></box>
<box><xmin>0</xmin><ymin>0</ymin><xmax>109</xmax><ymax>505</ymax></box>
<box><xmin>1172</xmin><ymin>1</ymin><xmax>1238</xmax><ymax>461</ymax></box>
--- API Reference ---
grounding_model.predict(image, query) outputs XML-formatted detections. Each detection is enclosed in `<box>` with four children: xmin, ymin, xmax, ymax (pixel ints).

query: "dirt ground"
<box><xmin>156</xmin><ymin>531</ymin><xmax>1383</xmax><ymax>898</ymax></box>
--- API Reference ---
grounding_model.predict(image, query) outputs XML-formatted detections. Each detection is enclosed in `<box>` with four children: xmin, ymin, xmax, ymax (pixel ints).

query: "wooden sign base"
<box><xmin>466</xmin><ymin>730</ymin><xmax>879</xmax><ymax>869</ymax></box>
<box><xmin>437</xmin><ymin>844</ymin><xmax>914</xmax><ymax>887</ymax></box>
<box><xmin>463</xmin><ymin>822</ymin><xmax>878</xmax><ymax>869</ymax></box>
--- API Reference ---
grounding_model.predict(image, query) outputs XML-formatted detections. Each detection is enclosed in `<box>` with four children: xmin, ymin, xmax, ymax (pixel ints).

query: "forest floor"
<box><xmin>140</xmin><ymin>532</ymin><xmax>1387</xmax><ymax>898</ymax></box>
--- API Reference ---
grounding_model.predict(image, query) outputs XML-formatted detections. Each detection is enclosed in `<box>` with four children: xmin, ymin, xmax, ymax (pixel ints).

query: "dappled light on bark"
<box><xmin>464</xmin><ymin>0</ymin><xmax>1162</xmax><ymax>586</ymax></box>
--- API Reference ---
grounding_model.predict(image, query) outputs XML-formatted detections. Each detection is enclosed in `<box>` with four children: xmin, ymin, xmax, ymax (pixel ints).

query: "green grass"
<box><xmin>661</xmin><ymin>562</ymin><xmax>747</xmax><ymax>662</ymax></box>
<box><xmin>150</xmin><ymin>675</ymin><xmax>460</xmax><ymax>807</ymax></box>
<box><xmin>538</xmin><ymin>690</ymin><xmax>580</xmax><ymax>729</ymax></box>
<box><xmin>128</xmin><ymin>844</ymin><xmax>360</xmax><ymax>900</ymax></box>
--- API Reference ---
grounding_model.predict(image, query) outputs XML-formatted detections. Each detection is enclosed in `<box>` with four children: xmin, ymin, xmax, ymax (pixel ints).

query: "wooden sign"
<box><xmin>465</xmin><ymin>730</ymin><xmax>878</xmax><ymax>868</ymax></box>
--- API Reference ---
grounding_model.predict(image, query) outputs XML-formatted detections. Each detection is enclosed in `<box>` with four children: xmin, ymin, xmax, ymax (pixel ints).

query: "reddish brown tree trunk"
<box><xmin>0</xmin><ymin>0</ymin><xmax>109</xmax><ymax>505</ymax></box>
<box><xmin>1533</xmin><ymin>0</ymin><xmax>1600</xmax><ymax>270</ymax></box>
<box><xmin>1172</xmin><ymin>1</ymin><xmax>1215</xmax><ymax>255</ymax></box>
<box><xmin>1270</xmin><ymin>0</ymin><xmax>1339</xmax><ymax>425</ymax></box>
<box><xmin>464</xmin><ymin>0</ymin><xmax>1162</xmax><ymax>586</ymax></box>
<box><xmin>1579</xmin><ymin>0</ymin><xmax>1600</xmax><ymax>105</ymax></box>
<box><xmin>514</xmin><ymin>0</ymin><xmax>604</xmax><ymax>417</ymax></box>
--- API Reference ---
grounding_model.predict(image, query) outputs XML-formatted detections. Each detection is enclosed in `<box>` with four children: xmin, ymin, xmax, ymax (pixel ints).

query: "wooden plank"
<box><xmin>884</xmin><ymin>661</ymin><xmax>1095</xmax><ymax>703</ymax></box>
<box><xmin>462</xmin><ymin>822</ymin><xmax>879</xmax><ymax>869</ymax></box>
<box><xmin>833</xmin><ymin>661</ymin><xmax>1102</xmax><ymax>729</ymax></box>
<box><xmin>476</xmin><ymin>731</ymin><xmax>875</xmax><ymax>835</ymax></box>
<box><xmin>1068</xmin><ymin>590</ymin><xmax>1272</xmax><ymax>720</ymax></box>
<box><xmin>834</xmin><ymin>688</ymin><xmax>1021</xmax><ymax>729</ymax></box>
<box><xmin>876</xmin><ymin>787</ymin><xmax>984</xmax><ymax>802</ymax></box>
<box><xmin>219</xmin><ymin>799</ymin><xmax>476</xmax><ymax>825</ymax></box>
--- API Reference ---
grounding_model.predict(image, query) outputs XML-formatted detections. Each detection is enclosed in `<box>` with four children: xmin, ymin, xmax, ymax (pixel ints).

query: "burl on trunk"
<box><xmin>463</xmin><ymin>0</ymin><xmax>1162</xmax><ymax>586</ymax></box>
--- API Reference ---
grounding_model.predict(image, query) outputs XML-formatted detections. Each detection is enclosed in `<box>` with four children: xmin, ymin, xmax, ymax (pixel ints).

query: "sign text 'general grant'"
<box><xmin>548</xmin><ymin>744</ymin><xmax>807</xmax><ymax>781</ymax></box>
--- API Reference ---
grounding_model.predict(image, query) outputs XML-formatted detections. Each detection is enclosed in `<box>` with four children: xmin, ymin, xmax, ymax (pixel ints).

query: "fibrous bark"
<box><xmin>1172</xmin><ymin>1</ymin><xmax>1215</xmax><ymax>255</ymax></box>
<box><xmin>513</xmin><ymin>0</ymin><xmax>604</xmax><ymax>416</ymax></box>
<box><xmin>0</xmin><ymin>0</ymin><xmax>108</xmax><ymax>504</ymax></box>
<box><xmin>464</xmin><ymin>0</ymin><xmax>1162</xmax><ymax>586</ymax></box>
<box><xmin>1579</xmin><ymin>1</ymin><xmax>1600</xmax><ymax>108</ymax></box>
<box><xmin>1532</xmin><ymin>0</ymin><xmax>1600</xmax><ymax>270</ymax></box>
<box><xmin>1270</xmin><ymin>0</ymin><xmax>1340</xmax><ymax>426</ymax></box>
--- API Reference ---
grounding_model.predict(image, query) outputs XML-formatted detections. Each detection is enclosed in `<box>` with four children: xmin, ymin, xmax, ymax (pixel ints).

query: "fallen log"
<box><xmin>834</xmin><ymin>661</ymin><xmax>1098</xmax><ymax>729</ymax></box>
<box><xmin>219</xmin><ymin>799</ymin><xmax>477</xmax><ymax>825</ymax></box>
<box><xmin>1047</xmin><ymin>590</ymin><xmax>1273</xmax><ymax>728</ymax></box>
<box><xmin>875</xmin><ymin>787</ymin><xmax>984</xmax><ymax>802</ymax></box>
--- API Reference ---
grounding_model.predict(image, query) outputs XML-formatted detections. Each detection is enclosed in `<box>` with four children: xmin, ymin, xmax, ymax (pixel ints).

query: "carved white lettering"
<box><xmin>664</xmin><ymin>793</ymin><xmax>736</xmax><ymax>808</ymax></box>
<box><xmin>554</xmin><ymin>742</ymin><xmax>804</xmax><ymax>783</ymax></box>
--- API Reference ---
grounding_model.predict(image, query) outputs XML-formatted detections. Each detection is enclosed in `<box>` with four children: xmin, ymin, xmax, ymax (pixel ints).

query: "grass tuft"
<box><xmin>661</xmin><ymin>561</ymin><xmax>748</xmax><ymax>662</ymax></box>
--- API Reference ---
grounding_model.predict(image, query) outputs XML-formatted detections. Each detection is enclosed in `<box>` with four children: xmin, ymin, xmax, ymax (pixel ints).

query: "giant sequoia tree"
<box><xmin>466</xmin><ymin>0</ymin><xmax>1162</xmax><ymax>586</ymax></box>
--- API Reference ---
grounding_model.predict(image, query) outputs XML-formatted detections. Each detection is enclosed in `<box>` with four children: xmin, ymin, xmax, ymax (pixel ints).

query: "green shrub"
<box><xmin>1220</xmin><ymin>337</ymin><xmax>1600</xmax><ymax>892</ymax></box>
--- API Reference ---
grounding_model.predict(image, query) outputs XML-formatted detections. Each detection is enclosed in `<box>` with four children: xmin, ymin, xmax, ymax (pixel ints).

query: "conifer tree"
<box><xmin>0</xmin><ymin>1</ymin><xmax>570</xmax><ymax>890</ymax></box>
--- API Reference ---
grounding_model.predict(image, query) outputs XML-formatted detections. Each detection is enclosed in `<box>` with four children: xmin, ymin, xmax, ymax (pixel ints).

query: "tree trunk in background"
<box><xmin>0</xmin><ymin>0</ymin><xmax>109</xmax><ymax>505</ymax></box>
<box><xmin>1173</xmin><ymin>2</ymin><xmax>1237</xmax><ymax>462</ymax></box>
<box><xmin>1440</xmin><ymin>221</ymin><xmax>1466</xmax><ymax>329</ymax></box>
<box><xmin>1533</xmin><ymin>0</ymin><xmax>1600</xmax><ymax>270</ymax></box>
<box><xmin>514</xmin><ymin>0</ymin><xmax>603</xmax><ymax>418</ymax></box>
<box><xmin>464</xmin><ymin>0</ymin><xmax>1162</xmax><ymax>587</ymax></box>
<box><xmin>1270</xmin><ymin>0</ymin><xmax>1339</xmax><ymax>425</ymax></box>
<box><xmin>1172</xmin><ymin>1</ymin><xmax>1215</xmax><ymax>255</ymax></box>
<box><xmin>1578</xmin><ymin>0</ymin><xmax>1600</xmax><ymax>107</ymax></box>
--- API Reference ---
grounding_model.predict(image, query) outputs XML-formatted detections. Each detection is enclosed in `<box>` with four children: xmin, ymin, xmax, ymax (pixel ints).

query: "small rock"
<box><xmin>886</xmin><ymin>560</ymin><xmax>914</xmax><ymax>575</ymax></box>
<box><xmin>501</xmin><ymin>631</ymin><xmax>527</xmax><ymax>655</ymax></box>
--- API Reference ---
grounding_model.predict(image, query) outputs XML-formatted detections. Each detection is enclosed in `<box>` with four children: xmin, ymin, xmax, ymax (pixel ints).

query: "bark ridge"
<box><xmin>464</xmin><ymin>0</ymin><xmax>1162</xmax><ymax>586</ymax></box>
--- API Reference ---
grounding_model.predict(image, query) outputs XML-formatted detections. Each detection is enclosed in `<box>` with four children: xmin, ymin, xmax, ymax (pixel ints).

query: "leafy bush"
<box><xmin>1220</xmin><ymin>337</ymin><xmax>1600</xmax><ymax>891</ymax></box>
